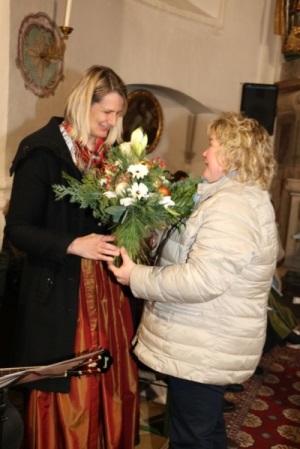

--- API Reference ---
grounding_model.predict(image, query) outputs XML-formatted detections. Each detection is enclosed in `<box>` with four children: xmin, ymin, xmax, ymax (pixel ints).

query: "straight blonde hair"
<box><xmin>64</xmin><ymin>65</ymin><xmax>128</xmax><ymax>146</ymax></box>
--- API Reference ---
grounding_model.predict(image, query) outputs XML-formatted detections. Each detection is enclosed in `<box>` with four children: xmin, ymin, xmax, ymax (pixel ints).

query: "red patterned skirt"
<box><xmin>23</xmin><ymin>259</ymin><xmax>139</xmax><ymax>449</ymax></box>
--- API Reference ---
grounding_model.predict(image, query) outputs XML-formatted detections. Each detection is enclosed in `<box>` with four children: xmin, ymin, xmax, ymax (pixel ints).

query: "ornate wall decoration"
<box><xmin>16</xmin><ymin>12</ymin><xmax>65</xmax><ymax>98</ymax></box>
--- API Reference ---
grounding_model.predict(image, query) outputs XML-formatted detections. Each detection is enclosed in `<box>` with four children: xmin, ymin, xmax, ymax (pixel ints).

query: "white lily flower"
<box><xmin>159</xmin><ymin>196</ymin><xmax>175</xmax><ymax>208</ymax></box>
<box><xmin>103</xmin><ymin>191</ymin><xmax>117</xmax><ymax>199</ymax></box>
<box><xmin>129</xmin><ymin>182</ymin><xmax>149</xmax><ymax>200</ymax></box>
<box><xmin>120</xmin><ymin>197</ymin><xmax>136</xmax><ymax>206</ymax></box>
<box><xmin>127</xmin><ymin>164</ymin><xmax>149</xmax><ymax>179</ymax></box>
<box><xmin>130</xmin><ymin>127</ymin><xmax>148</xmax><ymax>156</ymax></box>
<box><xmin>119</xmin><ymin>142</ymin><xmax>132</xmax><ymax>155</ymax></box>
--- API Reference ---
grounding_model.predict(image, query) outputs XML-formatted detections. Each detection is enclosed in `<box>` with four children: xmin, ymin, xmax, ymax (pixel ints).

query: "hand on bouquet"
<box><xmin>107</xmin><ymin>247</ymin><xmax>136</xmax><ymax>286</ymax></box>
<box><xmin>67</xmin><ymin>234</ymin><xmax>120</xmax><ymax>261</ymax></box>
<box><xmin>149</xmin><ymin>230</ymin><xmax>159</xmax><ymax>249</ymax></box>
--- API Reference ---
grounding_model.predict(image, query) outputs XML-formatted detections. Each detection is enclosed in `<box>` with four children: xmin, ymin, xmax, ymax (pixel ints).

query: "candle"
<box><xmin>64</xmin><ymin>0</ymin><xmax>73</xmax><ymax>27</ymax></box>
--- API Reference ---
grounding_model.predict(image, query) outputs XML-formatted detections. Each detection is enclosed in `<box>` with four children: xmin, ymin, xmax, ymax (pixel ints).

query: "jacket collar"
<box><xmin>196</xmin><ymin>175</ymin><xmax>236</xmax><ymax>203</ymax></box>
<box><xmin>10</xmin><ymin>117</ymin><xmax>75</xmax><ymax>176</ymax></box>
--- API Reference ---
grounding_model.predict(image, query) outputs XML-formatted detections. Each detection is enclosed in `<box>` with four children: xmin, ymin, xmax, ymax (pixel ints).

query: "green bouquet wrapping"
<box><xmin>53</xmin><ymin>128</ymin><xmax>202</xmax><ymax>264</ymax></box>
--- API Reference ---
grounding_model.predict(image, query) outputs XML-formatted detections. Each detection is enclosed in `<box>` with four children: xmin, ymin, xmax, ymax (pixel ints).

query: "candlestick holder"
<box><xmin>59</xmin><ymin>26</ymin><xmax>74</xmax><ymax>40</ymax></box>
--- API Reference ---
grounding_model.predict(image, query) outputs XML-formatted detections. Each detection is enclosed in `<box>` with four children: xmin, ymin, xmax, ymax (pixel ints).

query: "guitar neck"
<box><xmin>0</xmin><ymin>348</ymin><xmax>113</xmax><ymax>386</ymax></box>
<box><xmin>0</xmin><ymin>366</ymin><xmax>41</xmax><ymax>377</ymax></box>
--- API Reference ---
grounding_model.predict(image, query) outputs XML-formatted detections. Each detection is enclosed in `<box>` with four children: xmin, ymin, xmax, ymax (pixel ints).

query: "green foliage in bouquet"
<box><xmin>53</xmin><ymin>128</ymin><xmax>202</xmax><ymax>264</ymax></box>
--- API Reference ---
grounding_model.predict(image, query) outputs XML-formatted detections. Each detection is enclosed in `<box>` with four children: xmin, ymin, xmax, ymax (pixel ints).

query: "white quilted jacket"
<box><xmin>131</xmin><ymin>176</ymin><xmax>278</xmax><ymax>385</ymax></box>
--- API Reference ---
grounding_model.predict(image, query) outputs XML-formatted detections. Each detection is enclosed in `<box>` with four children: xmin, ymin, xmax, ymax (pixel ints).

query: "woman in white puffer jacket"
<box><xmin>109</xmin><ymin>112</ymin><xmax>278</xmax><ymax>449</ymax></box>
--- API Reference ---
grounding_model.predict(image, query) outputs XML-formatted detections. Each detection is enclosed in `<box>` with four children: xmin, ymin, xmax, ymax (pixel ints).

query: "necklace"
<box><xmin>61</xmin><ymin>121</ymin><xmax>106</xmax><ymax>173</ymax></box>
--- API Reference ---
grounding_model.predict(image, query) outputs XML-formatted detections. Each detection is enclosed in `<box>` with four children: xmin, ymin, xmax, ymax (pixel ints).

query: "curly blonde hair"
<box><xmin>64</xmin><ymin>65</ymin><xmax>128</xmax><ymax>146</ymax></box>
<box><xmin>207</xmin><ymin>112</ymin><xmax>276</xmax><ymax>190</ymax></box>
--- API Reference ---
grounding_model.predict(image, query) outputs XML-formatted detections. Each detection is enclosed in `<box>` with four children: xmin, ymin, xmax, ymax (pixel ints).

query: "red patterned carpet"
<box><xmin>225</xmin><ymin>345</ymin><xmax>300</xmax><ymax>448</ymax></box>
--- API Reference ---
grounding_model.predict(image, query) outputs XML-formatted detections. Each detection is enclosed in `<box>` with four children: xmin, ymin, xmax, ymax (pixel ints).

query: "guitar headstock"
<box><xmin>67</xmin><ymin>348</ymin><xmax>113</xmax><ymax>377</ymax></box>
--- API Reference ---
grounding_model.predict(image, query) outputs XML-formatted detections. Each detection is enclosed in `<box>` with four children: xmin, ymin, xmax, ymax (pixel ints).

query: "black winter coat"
<box><xmin>5</xmin><ymin>117</ymin><xmax>108</xmax><ymax>391</ymax></box>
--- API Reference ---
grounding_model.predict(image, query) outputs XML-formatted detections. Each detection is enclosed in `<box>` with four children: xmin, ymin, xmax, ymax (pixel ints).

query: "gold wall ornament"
<box><xmin>283</xmin><ymin>25</ymin><xmax>300</xmax><ymax>54</ymax></box>
<box><xmin>276</xmin><ymin>0</ymin><xmax>300</xmax><ymax>60</ymax></box>
<box><xmin>16</xmin><ymin>12</ymin><xmax>73</xmax><ymax>98</ymax></box>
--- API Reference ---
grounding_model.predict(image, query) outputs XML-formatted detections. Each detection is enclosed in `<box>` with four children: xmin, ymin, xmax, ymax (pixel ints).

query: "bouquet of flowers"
<box><xmin>53</xmin><ymin>128</ymin><xmax>201</xmax><ymax>263</ymax></box>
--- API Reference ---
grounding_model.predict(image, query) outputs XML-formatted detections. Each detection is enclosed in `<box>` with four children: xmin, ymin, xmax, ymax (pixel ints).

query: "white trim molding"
<box><xmin>135</xmin><ymin>0</ymin><xmax>226</xmax><ymax>27</ymax></box>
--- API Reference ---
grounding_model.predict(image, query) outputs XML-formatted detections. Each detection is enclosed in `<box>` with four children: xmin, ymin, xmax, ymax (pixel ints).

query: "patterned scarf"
<box><xmin>61</xmin><ymin>121</ymin><xmax>106</xmax><ymax>173</ymax></box>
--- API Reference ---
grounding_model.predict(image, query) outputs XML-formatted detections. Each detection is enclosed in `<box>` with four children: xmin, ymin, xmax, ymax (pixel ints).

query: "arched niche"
<box><xmin>127</xmin><ymin>83</ymin><xmax>217</xmax><ymax>176</ymax></box>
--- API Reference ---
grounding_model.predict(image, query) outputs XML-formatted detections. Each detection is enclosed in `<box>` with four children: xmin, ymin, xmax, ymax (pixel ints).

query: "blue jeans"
<box><xmin>168</xmin><ymin>376</ymin><xmax>227</xmax><ymax>449</ymax></box>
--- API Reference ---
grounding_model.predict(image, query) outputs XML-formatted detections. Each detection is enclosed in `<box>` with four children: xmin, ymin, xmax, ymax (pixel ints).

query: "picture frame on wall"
<box><xmin>123</xmin><ymin>89</ymin><xmax>163</xmax><ymax>154</ymax></box>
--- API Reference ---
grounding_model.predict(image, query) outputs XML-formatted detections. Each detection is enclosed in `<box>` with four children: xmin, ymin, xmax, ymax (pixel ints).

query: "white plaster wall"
<box><xmin>1</xmin><ymin>0</ymin><xmax>283</xmax><ymax>245</ymax></box>
<box><xmin>6</xmin><ymin>0</ymin><xmax>282</xmax><ymax>167</ymax></box>
<box><xmin>0</xmin><ymin>0</ymin><xmax>11</xmax><ymax>239</ymax></box>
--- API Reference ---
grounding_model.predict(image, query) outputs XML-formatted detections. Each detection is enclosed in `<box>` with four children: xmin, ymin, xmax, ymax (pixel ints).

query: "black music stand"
<box><xmin>0</xmin><ymin>348</ymin><xmax>112</xmax><ymax>449</ymax></box>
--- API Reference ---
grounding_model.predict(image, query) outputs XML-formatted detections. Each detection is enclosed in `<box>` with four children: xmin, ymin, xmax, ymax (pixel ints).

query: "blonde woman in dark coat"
<box><xmin>5</xmin><ymin>66</ymin><xmax>139</xmax><ymax>449</ymax></box>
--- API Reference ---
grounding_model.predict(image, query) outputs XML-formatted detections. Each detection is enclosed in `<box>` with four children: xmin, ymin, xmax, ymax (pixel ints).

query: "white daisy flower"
<box><xmin>129</xmin><ymin>182</ymin><xmax>149</xmax><ymax>200</ymax></box>
<box><xmin>127</xmin><ymin>164</ymin><xmax>149</xmax><ymax>179</ymax></box>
